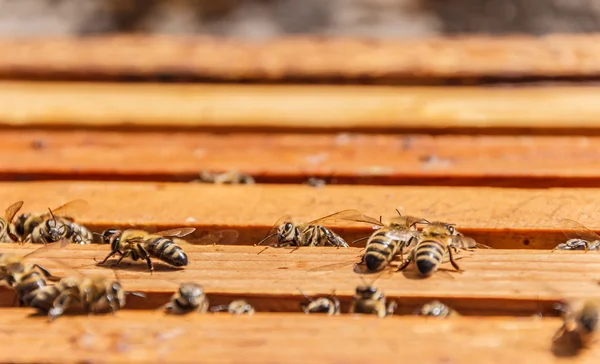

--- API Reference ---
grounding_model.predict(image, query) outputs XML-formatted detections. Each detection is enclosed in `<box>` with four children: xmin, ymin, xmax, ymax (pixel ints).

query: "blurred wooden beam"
<box><xmin>4</xmin><ymin>131</ymin><xmax>600</xmax><ymax>188</ymax></box>
<box><xmin>2</xmin><ymin>81</ymin><xmax>600</xmax><ymax>133</ymax></box>
<box><xmin>1</xmin><ymin>34</ymin><xmax>600</xmax><ymax>83</ymax></box>
<box><xmin>0</xmin><ymin>310</ymin><xmax>578</xmax><ymax>363</ymax></box>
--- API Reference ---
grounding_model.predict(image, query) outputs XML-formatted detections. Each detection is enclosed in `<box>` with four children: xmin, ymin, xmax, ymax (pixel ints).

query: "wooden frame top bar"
<box><xmin>1</xmin><ymin>34</ymin><xmax>600</xmax><ymax>83</ymax></box>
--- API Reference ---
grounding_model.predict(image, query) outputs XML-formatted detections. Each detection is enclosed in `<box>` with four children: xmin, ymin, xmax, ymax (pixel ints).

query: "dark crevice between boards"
<box><xmin>3</xmin><ymin>73</ymin><xmax>600</xmax><ymax>86</ymax></box>
<box><xmin>6</xmin><ymin>124</ymin><xmax>600</xmax><ymax>137</ymax></box>
<box><xmin>4</xmin><ymin>173</ymin><xmax>600</xmax><ymax>189</ymax></box>
<box><xmin>0</xmin><ymin>286</ymin><xmax>563</xmax><ymax>317</ymax></box>
<box><xmin>75</xmin><ymin>224</ymin><xmax>572</xmax><ymax>250</ymax></box>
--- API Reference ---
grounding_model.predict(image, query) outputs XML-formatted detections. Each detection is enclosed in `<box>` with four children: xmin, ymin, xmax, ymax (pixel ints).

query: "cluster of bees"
<box><xmin>0</xmin><ymin>199</ymin><xmax>596</xmax><ymax>355</ymax></box>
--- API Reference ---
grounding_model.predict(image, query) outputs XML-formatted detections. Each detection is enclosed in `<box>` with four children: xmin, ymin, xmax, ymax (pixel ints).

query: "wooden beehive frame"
<box><xmin>0</xmin><ymin>34</ymin><xmax>599</xmax><ymax>363</ymax></box>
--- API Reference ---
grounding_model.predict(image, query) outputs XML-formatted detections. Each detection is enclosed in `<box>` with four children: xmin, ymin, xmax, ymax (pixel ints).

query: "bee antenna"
<box><xmin>395</xmin><ymin>209</ymin><xmax>402</xmax><ymax>217</ymax></box>
<box><xmin>255</xmin><ymin>233</ymin><xmax>279</xmax><ymax>246</ymax></box>
<box><xmin>126</xmin><ymin>291</ymin><xmax>147</xmax><ymax>298</ymax></box>
<box><xmin>421</xmin><ymin>219</ymin><xmax>431</xmax><ymax>224</ymax></box>
<box><xmin>297</xmin><ymin>287</ymin><xmax>312</xmax><ymax>301</ymax></box>
<box><xmin>351</xmin><ymin>236</ymin><xmax>369</xmax><ymax>245</ymax></box>
<box><xmin>47</xmin><ymin>207</ymin><xmax>56</xmax><ymax>221</ymax></box>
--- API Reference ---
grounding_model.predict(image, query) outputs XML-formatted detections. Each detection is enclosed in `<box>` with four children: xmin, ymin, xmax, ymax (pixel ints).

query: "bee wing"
<box><xmin>155</xmin><ymin>228</ymin><xmax>196</xmax><ymax>238</ymax></box>
<box><xmin>305</xmin><ymin>209</ymin><xmax>382</xmax><ymax>227</ymax></box>
<box><xmin>556</xmin><ymin>218</ymin><xmax>600</xmax><ymax>243</ymax></box>
<box><xmin>384</xmin><ymin>229</ymin><xmax>419</xmax><ymax>242</ymax></box>
<box><xmin>189</xmin><ymin>230</ymin><xmax>240</xmax><ymax>245</ymax></box>
<box><xmin>452</xmin><ymin>234</ymin><xmax>491</xmax><ymax>249</ymax></box>
<box><xmin>4</xmin><ymin>201</ymin><xmax>23</xmax><ymax>223</ymax></box>
<box><xmin>20</xmin><ymin>238</ymin><xmax>71</xmax><ymax>259</ymax></box>
<box><xmin>49</xmin><ymin>199</ymin><xmax>89</xmax><ymax>219</ymax></box>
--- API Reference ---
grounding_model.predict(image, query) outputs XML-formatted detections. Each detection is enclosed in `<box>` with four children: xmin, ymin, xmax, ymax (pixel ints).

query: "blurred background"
<box><xmin>2</xmin><ymin>0</ymin><xmax>600</xmax><ymax>37</ymax></box>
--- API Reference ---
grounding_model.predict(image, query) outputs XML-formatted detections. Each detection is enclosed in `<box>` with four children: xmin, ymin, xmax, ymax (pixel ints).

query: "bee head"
<box><xmin>101</xmin><ymin>228</ymin><xmax>122</xmax><ymax>249</ymax></box>
<box><xmin>356</xmin><ymin>285</ymin><xmax>378</xmax><ymax>298</ymax></box>
<box><xmin>277</xmin><ymin>222</ymin><xmax>297</xmax><ymax>244</ymax></box>
<box><xmin>422</xmin><ymin>221</ymin><xmax>456</xmax><ymax>237</ymax></box>
<box><xmin>45</xmin><ymin>218</ymin><xmax>68</xmax><ymax>242</ymax></box>
<box><xmin>578</xmin><ymin>302</ymin><xmax>599</xmax><ymax>334</ymax></box>
<box><xmin>179</xmin><ymin>283</ymin><xmax>205</xmax><ymax>303</ymax></box>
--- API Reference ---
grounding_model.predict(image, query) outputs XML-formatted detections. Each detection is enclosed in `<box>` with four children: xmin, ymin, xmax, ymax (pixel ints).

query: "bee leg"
<box><xmin>199</xmin><ymin>300</ymin><xmax>209</xmax><ymax>314</ymax></box>
<box><xmin>552</xmin><ymin>323</ymin><xmax>567</xmax><ymax>342</ymax></box>
<box><xmin>396</xmin><ymin>249</ymin><xmax>415</xmax><ymax>272</ymax></box>
<box><xmin>96</xmin><ymin>250</ymin><xmax>122</xmax><ymax>266</ymax></box>
<box><xmin>106</xmin><ymin>294</ymin><xmax>120</xmax><ymax>315</ymax></box>
<box><xmin>31</xmin><ymin>264</ymin><xmax>61</xmax><ymax>282</ymax></box>
<box><xmin>376</xmin><ymin>303</ymin><xmax>387</xmax><ymax>318</ymax></box>
<box><xmin>49</xmin><ymin>291</ymin><xmax>75</xmax><ymax>321</ymax></box>
<box><xmin>447</xmin><ymin>246</ymin><xmax>463</xmax><ymax>273</ymax></box>
<box><xmin>109</xmin><ymin>251</ymin><xmax>130</xmax><ymax>267</ymax></box>
<box><xmin>136</xmin><ymin>244</ymin><xmax>154</xmax><ymax>273</ymax></box>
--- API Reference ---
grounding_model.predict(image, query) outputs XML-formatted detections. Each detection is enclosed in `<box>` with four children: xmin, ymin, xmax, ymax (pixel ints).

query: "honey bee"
<box><xmin>7</xmin><ymin>200</ymin><xmax>90</xmax><ymax>245</ymax></box>
<box><xmin>39</xmin><ymin>275</ymin><xmax>128</xmax><ymax>321</ymax></box>
<box><xmin>257</xmin><ymin>210</ymin><xmax>378</xmax><ymax>249</ymax></box>
<box><xmin>163</xmin><ymin>283</ymin><xmax>209</xmax><ymax>314</ymax></box>
<box><xmin>554</xmin><ymin>218</ymin><xmax>600</xmax><ymax>251</ymax></box>
<box><xmin>349</xmin><ymin>279</ymin><xmax>396</xmax><ymax>318</ymax></box>
<box><xmin>396</xmin><ymin>221</ymin><xmax>473</xmax><ymax>277</ymax></box>
<box><xmin>298</xmin><ymin>289</ymin><xmax>340</xmax><ymax>315</ymax></box>
<box><xmin>0</xmin><ymin>240</ymin><xmax>66</xmax><ymax>307</ymax></box>
<box><xmin>97</xmin><ymin>227</ymin><xmax>196</xmax><ymax>273</ymax></box>
<box><xmin>211</xmin><ymin>300</ymin><xmax>255</xmax><ymax>315</ymax></box>
<box><xmin>195</xmin><ymin>170</ymin><xmax>255</xmax><ymax>185</ymax></box>
<box><xmin>552</xmin><ymin>299</ymin><xmax>598</xmax><ymax>355</ymax></box>
<box><xmin>355</xmin><ymin>211</ymin><xmax>429</xmax><ymax>272</ymax></box>
<box><xmin>415</xmin><ymin>300</ymin><xmax>457</xmax><ymax>318</ymax></box>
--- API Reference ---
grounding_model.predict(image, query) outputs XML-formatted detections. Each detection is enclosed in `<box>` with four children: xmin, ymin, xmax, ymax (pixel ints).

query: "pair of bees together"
<box><xmin>0</xmin><ymin>200</ymin><xmax>94</xmax><ymax>245</ymax></box>
<box><xmin>0</xmin><ymin>240</ymin><xmax>139</xmax><ymax>321</ymax></box>
<box><xmin>258</xmin><ymin>209</ymin><xmax>484</xmax><ymax>277</ymax></box>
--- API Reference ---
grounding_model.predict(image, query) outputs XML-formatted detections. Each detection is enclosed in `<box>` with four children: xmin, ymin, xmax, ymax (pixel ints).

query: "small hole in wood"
<box><xmin>523</xmin><ymin>239</ymin><xmax>530</xmax><ymax>246</ymax></box>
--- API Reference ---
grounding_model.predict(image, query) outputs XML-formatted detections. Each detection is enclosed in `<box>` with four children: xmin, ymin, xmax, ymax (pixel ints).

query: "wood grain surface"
<box><xmin>0</xmin><ymin>310</ymin><xmax>590</xmax><ymax>364</ymax></box>
<box><xmin>1</xmin><ymin>244</ymin><xmax>598</xmax><ymax>317</ymax></box>
<box><xmin>1</xmin><ymin>34</ymin><xmax>600</xmax><ymax>83</ymax></box>
<box><xmin>2</xmin><ymin>81</ymin><xmax>600</xmax><ymax>132</ymax></box>
<box><xmin>3</xmin><ymin>130</ymin><xmax>600</xmax><ymax>187</ymax></box>
<box><xmin>0</xmin><ymin>181</ymin><xmax>596</xmax><ymax>249</ymax></box>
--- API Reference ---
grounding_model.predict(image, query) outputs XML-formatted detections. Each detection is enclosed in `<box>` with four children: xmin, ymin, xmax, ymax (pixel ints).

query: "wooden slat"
<box><xmin>0</xmin><ymin>310</ymin><xmax>586</xmax><ymax>364</ymax></box>
<box><xmin>1</xmin><ymin>35</ymin><xmax>600</xmax><ymax>83</ymax></box>
<box><xmin>0</xmin><ymin>181</ymin><xmax>596</xmax><ymax>249</ymax></box>
<box><xmin>3</xmin><ymin>82</ymin><xmax>600</xmax><ymax>132</ymax></box>
<box><xmin>1</xmin><ymin>245</ymin><xmax>597</xmax><ymax>317</ymax></box>
<box><xmin>3</xmin><ymin>130</ymin><xmax>600</xmax><ymax>187</ymax></box>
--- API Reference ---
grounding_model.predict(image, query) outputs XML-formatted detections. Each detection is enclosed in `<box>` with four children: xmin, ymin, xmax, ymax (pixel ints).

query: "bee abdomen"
<box><xmin>27</xmin><ymin>285</ymin><xmax>61</xmax><ymax>312</ymax></box>
<box><xmin>415</xmin><ymin>240</ymin><xmax>444</xmax><ymax>276</ymax></box>
<box><xmin>146</xmin><ymin>238</ymin><xmax>188</xmax><ymax>267</ymax></box>
<box><xmin>14</xmin><ymin>271</ymin><xmax>46</xmax><ymax>297</ymax></box>
<box><xmin>364</xmin><ymin>231</ymin><xmax>397</xmax><ymax>271</ymax></box>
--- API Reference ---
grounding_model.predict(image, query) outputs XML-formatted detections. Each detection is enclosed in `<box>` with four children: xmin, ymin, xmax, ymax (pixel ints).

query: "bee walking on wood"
<box><xmin>554</xmin><ymin>218</ymin><xmax>600</xmax><ymax>251</ymax></box>
<box><xmin>211</xmin><ymin>300</ymin><xmax>255</xmax><ymax>315</ymax></box>
<box><xmin>256</xmin><ymin>211</ymin><xmax>360</xmax><ymax>250</ymax></box>
<box><xmin>298</xmin><ymin>289</ymin><xmax>340</xmax><ymax>315</ymax></box>
<box><xmin>7</xmin><ymin>199</ymin><xmax>91</xmax><ymax>245</ymax></box>
<box><xmin>396</xmin><ymin>221</ymin><xmax>474</xmax><ymax>277</ymax></box>
<box><xmin>352</xmin><ymin>210</ymin><xmax>429</xmax><ymax>272</ymax></box>
<box><xmin>97</xmin><ymin>228</ymin><xmax>196</xmax><ymax>273</ymax></box>
<box><xmin>349</xmin><ymin>278</ymin><xmax>396</xmax><ymax>318</ymax></box>
<box><xmin>552</xmin><ymin>299</ymin><xmax>598</xmax><ymax>355</ymax></box>
<box><xmin>415</xmin><ymin>300</ymin><xmax>457</xmax><ymax>318</ymax></box>
<box><xmin>163</xmin><ymin>283</ymin><xmax>209</xmax><ymax>314</ymax></box>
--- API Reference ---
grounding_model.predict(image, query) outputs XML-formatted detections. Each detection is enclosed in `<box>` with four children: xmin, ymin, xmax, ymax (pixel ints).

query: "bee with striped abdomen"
<box><xmin>211</xmin><ymin>300</ymin><xmax>255</xmax><ymax>315</ymax></box>
<box><xmin>0</xmin><ymin>201</ymin><xmax>24</xmax><ymax>243</ymax></box>
<box><xmin>7</xmin><ymin>200</ymin><xmax>90</xmax><ymax>245</ymax></box>
<box><xmin>97</xmin><ymin>227</ymin><xmax>195</xmax><ymax>273</ymax></box>
<box><xmin>554</xmin><ymin>218</ymin><xmax>600</xmax><ymax>251</ymax></box>
<box><xmin>552</xmin><ymin>299</ymin><xmax>598</xmax><ymax>355</ymax></box>
<box><xmin>0</xmin><ymin>241</ymin><xmax>66</xmax><ymax>307</ymax></box>
<box><xmin>396</xmin><ymin>221</ymin><xmax>471</xmax><ymax>277</ymax></box>
<box><xmin>163</xmin><ymin>283</ymin><xmax>209</xmax><ymax>314</ymax></box>
<box><xmin>353</xmin><ymin>210</ymin><xmax>429</xmax><ymax>272</ymax></box>
<box><xmin>416</xmin><ymin>300</ymin><xmax>457</xmax><ymax>318</ymax></box>
<box><xmin>257</xmin><ymin>209</ymin><xmax>384</xmax><ymax>250</ymax></box>
<box><xmin>299</xmin><ymin>289</ymin><xmax>340</xmax><ymax>315</ymax></box>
